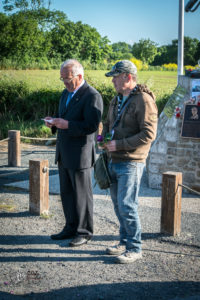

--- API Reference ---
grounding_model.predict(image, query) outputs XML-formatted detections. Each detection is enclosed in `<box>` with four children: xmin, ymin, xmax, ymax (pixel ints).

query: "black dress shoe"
<box><xmin>51</xmin><ymin>230</ymin><xmax>75</xmax><ymax>240</ymax></box>
<box><xmin>69</xmin><ymin>236</ymin><xmax>91</xmax><ymax>247</ymax></box>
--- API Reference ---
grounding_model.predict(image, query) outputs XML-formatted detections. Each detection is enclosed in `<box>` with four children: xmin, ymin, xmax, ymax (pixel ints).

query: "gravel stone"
<box><xmin>0</xmin><ymin>142</ymin><xmax>199</xmax><ymax>299</ymax></box>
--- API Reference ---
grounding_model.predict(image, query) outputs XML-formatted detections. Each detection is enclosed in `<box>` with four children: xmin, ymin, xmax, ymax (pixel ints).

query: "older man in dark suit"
<box><xmin>45</xmin><ymin>59</ymin><xmax>103</xmax><ymax>247</ymax></box>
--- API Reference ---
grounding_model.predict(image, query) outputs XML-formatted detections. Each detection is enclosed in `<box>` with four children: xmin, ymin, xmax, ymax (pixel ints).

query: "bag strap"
<box><xmin>112</xmin><ymin>85</ymin><xmax>138</xmax><ymax>130</ymax></box>
<box><xmin>101</xmin><ymin>152</ymin><xmax>111</xmax><ymax>184</ymax></box>
<box><xmin>112</xmin><ymin>96</ymin><xmax>133</xmax><ymax>130</ymax></box>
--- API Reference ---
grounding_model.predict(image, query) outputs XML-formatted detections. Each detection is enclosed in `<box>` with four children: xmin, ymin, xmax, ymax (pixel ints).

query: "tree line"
<box><xmin>1</xmin><ymin>0</ymin><xmax>200</xmax><ymax>69</ymax></box>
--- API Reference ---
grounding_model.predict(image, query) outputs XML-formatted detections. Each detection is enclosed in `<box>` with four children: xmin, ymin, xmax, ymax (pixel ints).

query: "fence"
<box><xmin>0</xmin><ymin>130</ymin><xmax>199</xmax><ymax>235</ymax></box>
<box><xmin>0</xmin><ymin>130</ymin><xmax>56</xmax><ymax>215</ymax></box>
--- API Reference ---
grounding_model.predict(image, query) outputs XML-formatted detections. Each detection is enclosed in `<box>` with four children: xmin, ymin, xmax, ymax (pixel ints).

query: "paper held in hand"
<box><xmin>41</xmin><ymin>118</ymin><xmax>54</xmax><ymax>123</ymax></box>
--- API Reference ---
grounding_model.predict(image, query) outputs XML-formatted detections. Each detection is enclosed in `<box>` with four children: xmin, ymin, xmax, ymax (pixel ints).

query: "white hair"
<box><xmin>61</xmin><ymin>59</ymin><xmax>84</xmax><ymax>77</ymax></box>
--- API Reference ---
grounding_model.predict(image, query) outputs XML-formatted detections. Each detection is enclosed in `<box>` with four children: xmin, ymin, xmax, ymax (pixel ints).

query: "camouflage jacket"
<box><xmin>103</xmin><ymin>84</ymin><xmax>158</xmax><ymax>163</ymax></box>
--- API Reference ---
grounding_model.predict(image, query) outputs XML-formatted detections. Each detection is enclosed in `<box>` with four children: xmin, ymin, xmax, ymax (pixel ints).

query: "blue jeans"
<box><xmin>108</xmin><ymin>161</ymin><xmax>144</xmax><ymax>253</ymax></box>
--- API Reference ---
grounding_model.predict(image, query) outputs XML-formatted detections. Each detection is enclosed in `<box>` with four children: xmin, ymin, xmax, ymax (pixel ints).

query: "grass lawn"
<box><xmin>87</xmin><ymin>70</ymin><xmax>177</xmax><ymax>98</ymax></box>
<box><xmin>0</xmin><ymin>69</ymin><xmax>177</xmax><ymax>99</ymax></box>
<box><xmin>0</xmin><ymin>69</ymin><xmax>178</xmax><ymax>139</ymax></box>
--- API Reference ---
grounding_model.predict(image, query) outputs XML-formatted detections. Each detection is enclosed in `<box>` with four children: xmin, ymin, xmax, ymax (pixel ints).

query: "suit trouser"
<box><xmin>58</xmin><ymin>160</ymin><xmax>93</xmax><ymax>237</ymax></box>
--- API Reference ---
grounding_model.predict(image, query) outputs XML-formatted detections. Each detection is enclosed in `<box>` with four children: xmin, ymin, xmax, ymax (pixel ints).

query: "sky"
<box><xmin>49</xmin><ymin>0</ymin><xmax>200</xmax><ymax>46</ymax></box>
<box><xmin>0</xmin><ymin>0</ymin><xmax>199</xmax><ymax>46</ymax></box>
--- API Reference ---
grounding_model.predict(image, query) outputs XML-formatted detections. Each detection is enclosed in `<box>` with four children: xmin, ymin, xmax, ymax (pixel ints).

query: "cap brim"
<box><xmin>105</xmin><ymin>71</ymin><xmax>121</xmax><ymax>77</ymax></box>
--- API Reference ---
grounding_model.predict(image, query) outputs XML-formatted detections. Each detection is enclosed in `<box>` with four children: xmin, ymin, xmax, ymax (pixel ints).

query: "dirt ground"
<box><xmin>0</xmin><ymin>142</ymin><xmax>199</xmax><ymax>300</ymax></box>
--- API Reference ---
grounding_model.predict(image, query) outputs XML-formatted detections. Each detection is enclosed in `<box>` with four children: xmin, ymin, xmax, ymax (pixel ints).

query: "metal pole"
<box><xmin>178</xmin><ymin>0</ymin><xmax>184</xmax><ymax>81</ymax></box>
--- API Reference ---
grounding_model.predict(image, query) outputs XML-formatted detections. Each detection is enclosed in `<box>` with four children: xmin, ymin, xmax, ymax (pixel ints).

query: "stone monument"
<box><xmin>146</xmin><ymin>73</ymin><xmax>200</xmax><ymax>193</ymax></box>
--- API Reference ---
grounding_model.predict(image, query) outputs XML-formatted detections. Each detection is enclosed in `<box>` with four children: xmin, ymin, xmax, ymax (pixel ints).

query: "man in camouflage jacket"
<box><xmin>102</xmin><ymin>60</ymin><xmax>158</xmax><ymax>264</ymax></box>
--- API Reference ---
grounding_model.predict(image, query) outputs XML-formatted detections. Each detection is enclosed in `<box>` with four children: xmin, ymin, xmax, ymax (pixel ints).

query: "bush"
<box><xmin>0</xmin><ymin>115</ymin><xmax>52</xmax><ymax>142</ymax></box>
<box><xmin>0</xmin><ymin>75</ymin><xmax>116</xmax><ymax>139</ymax></box>
<box><xmin>0</xmin><ymin>57</ymin><xmax>62</xmax><ymax>70</ymax></box>
<box><xmin>0</xmin><ymin>75</ymin><xmax>61</xmax><ymax>120</ymax></box>
<box><xmin>129</xmin><ymin>57</ymin><xmax>143</xmax><ymax>71</ymax></box>
<box><xmin>184</xmin><ymin>65</ymin><xmax>198</xmax><ymax>70</ymax></box>
<box><xmin>162</xmin><ymin>63</ymin><xmax>178</xmax><ymax>71</ymax></box>
<box><xmin>0</xmin><ymin>70</ymin><xmax>174</xmax><ymax>140</ymax></box>
<box><xmin>156</xmin><ymin>93</ymin><xmax>171</xmax><ymax>115</ymax></box>
<box><xmin>0</xmin><ymin>76</ymin><xmax>29</xmax><ymax>116</ymax></box>
<box><xmin>86</xmin><ymin>75</ymin><xmax>115</xmax><ymax>118</ymax></box>
<box><xmin>148</xmin><ymin>65</ymin><xmax>163</xmax><ymax>71</ymax></box>
<box><xmin>24</xmin><ymin>89</ymin><xmax>61</xmax><ymax>119</ymax></box>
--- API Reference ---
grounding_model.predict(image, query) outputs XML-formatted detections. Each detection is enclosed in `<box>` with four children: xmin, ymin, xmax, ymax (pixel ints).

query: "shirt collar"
<box><xmin>71</xmin><ymin>80</ymin><xmax>85</xmax><ymax>96</ymax></box>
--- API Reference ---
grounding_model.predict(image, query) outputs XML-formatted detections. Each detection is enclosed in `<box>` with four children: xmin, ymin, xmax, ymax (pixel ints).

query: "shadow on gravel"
<box><xmin>21</xmin><ymin>150</ymin><xmax>56</xmax><ymax>155</ymax></box>
<box><xmin>0</xmin><ymin>234</ymin><xmax>117</xmax><ymax>245</ymax></box>
<box><xmin>0</xmin><ymin>188</ymin><xmax>28</xmax><ymax>195</ymax></box>
<box><xmin>0</xmin><ymin>212</ymin><xmax>31</xmax><ymax>218</ymax></box>
<box><xmin>0</xmin><ymin>281</ymin><xmax>200</xmax><ymax>300</ymax></box>
<box><xmin>0</xmin><ymin>169</ymin><xmax>58</xmax><ymax>184</ymax></box>
<box><xmin>0</xmin><ymin>255</ymin><xmax>110</xmax><ymax>263</ymax></box>
<box><xmin>0</xmin><ymin>233</ymin><xmax>164</xmax><ymax>246</ymax></box>
<box><xmin>0</xmin><ymin>170</ymin><xmax>30</xmax><ymax>193</ymax></box>
<box><xmin>0</xmin><ymin>168</ymin><xmax>58</xmax><ymax>194</ymax></box>
<box><xmin>158</xmin><ymin>238</ymin><xmax>200</xmax><ymax>250</ymax></box>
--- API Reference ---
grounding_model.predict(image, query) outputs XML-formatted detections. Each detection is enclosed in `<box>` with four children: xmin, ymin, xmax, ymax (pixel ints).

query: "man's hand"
<box><xmin>105</xmin><ymin>140</ymin><xmax>116</xmax><ymax>152</ymax></box>
<box><xmin>44</xmin><ymin>117</ymin><xmax>53</xmax><ymax>128</ymax></box>
<box><xmin>51</xmin><ymin>118</ymin><xmax>69</xmax><ymax>129</ymax></box>
<box><xmin>97</xmin><ymin>143</ymin><xmax>106</xmax><ymax>150</ymax></box>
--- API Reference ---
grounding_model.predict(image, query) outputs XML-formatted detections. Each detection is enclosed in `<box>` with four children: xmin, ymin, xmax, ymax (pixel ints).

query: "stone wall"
<box><xmin>146</xmin><ymin>75</ymin><xmax>200</xmax><ymax>192</ymax></box>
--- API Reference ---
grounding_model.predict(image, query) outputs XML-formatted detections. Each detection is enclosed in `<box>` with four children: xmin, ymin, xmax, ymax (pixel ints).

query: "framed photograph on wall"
<box><xmin>181</xmin><ymin>104</ymin><xmax>200</xmax><ymax>139</ymax></box>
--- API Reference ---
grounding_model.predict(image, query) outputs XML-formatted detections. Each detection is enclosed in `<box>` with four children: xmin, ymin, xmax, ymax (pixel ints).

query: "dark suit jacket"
<box><xmin>53</xmin><ymin>81</ymin><xmax>103</xmax><ymax>170</ymax></box>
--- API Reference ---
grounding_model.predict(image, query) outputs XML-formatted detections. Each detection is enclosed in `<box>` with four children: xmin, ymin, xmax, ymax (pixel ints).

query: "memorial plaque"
<box><xmin>181</xmin><ymin>104</ymin><xmax>200</xmax><ymax>138</ymax></box>
<box><xmin>191</xmin><ymin>79</ymin><xmax>200</xmax><ymax>103</ymax></box>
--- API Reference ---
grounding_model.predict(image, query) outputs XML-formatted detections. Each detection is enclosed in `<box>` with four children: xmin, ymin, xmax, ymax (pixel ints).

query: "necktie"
<box><xmin>66</xmin><ymin>92</ymin><xmax>73</xmax><ymax>107</ymax></box>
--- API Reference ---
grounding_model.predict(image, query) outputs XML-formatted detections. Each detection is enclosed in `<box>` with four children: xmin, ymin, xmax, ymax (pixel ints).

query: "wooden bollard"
<box><xmin>29</xmin><ymin>159</ymin><xmax>49</xmax><ymax>215</ymax></box>
<box><xmin>161</xmin><ymin>172</ymin><xmax>182</xmax><ymax>236</ymax></box>
<box><xmin>8</xmin><ymin>130</ymin><xmax>21</xmax><ymax>166</ymax></box>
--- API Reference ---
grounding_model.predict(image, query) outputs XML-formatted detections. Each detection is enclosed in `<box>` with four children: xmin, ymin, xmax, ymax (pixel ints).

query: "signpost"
<box><xmin>178</xmin><ymin>0</ymin><xmax>184</xmax><ymax>79</ymax></box>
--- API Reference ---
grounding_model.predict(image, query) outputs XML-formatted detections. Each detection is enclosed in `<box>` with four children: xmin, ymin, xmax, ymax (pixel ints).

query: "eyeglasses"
<box><xmin>60</xmin><ymin>75</ymin><xmax>78</xmax><ymax>83</ymax></box>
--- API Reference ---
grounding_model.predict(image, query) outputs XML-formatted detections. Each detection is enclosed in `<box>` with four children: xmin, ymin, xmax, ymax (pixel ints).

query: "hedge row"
<box><xmin>0</xmin><ymin>76</ymin><xmax>115</xmax><ymax>119</ymax></box>
<box><xmin>0</xmin><ymin>77</ymin><xmax>169</xmax><ymax>139</ymax></box>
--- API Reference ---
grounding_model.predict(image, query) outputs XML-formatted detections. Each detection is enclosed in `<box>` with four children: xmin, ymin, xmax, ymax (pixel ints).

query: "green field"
<box><xmin>0</xmin><ymin>69</ymin><xmax>177</xmax><ymax>140</ymax></box>
<box><xmin>87</xmin><ymin>70</ymin><xmax>177</xmax><ymax>99</ymax></box>
<box><xmin>0</xmin><ymin>69</ymin><xmax>177</xmax><ymax>99</ymax></box>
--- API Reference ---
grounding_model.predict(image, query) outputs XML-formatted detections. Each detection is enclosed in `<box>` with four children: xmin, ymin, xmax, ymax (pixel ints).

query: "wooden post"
<box><xmin>8</xmin><ymin>130</ymin><xmax>21</xmax><ymax>166</ymax></box>
<box><xmin>29</xmin><ymin>159</ymin><xmax>49</xmax><ymax>215</ymax></box>
<box><xmin>161</xmin><ymin>172</ymin><xmax>182</xmax><ymax>236</ymax></box>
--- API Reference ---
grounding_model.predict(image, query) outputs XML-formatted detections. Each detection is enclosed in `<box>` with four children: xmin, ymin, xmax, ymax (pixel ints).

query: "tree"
<box><xmin>152</xmin><ymin>37</ymin><xmax>200</xmax><ymax>66</ymax></box>
<box><xmin>50</xmin><ymin>20</ymin><xmax>112</xmax><ymax>63</ymax></box>
<box><xmin>2</xmin><ymin>0</ymin><xmax>51</xmax><ymax>12</ymax></box>
<box><xmin>112</xmin><ymin>42</ymin><xmax>132</xmax><ymax>53</ymax></box>
<box><xmin>0</xmin><ymin>11</ymin><xmax>51</xmax><ymax>61</ymax></box>
<box><xmin>132</xmin><ymin>38</ymin><xmax>158</xmax><ymax>64</ymax></box>
<box><xmin>184</xmin><ymin>36</ymin><xmax>199</xmax><ymax>65</ymax></box>
<box><xmin>1</xmin><ymin>1</ymin><xmax>112</xmax><ymax>64</ymax></box>
<box><xmin>151</xmin><ymin>46</ymin><xmax>167</xmax><ymax>65</ymax></box>
<box><xmin>110</xmin><ymin>42</ymin><xmax>132</xmax><ymax>61</ymax></box>
<box><xmin>195</xmin><ymin>41</ymin><xmax>200</xmax><ymax>64</ymax></box>
<box><xmin>153</xmin><ymin>42</ymin><xmax>177</xmax><ymax>65</ymax></box>
<box><xmin>0</xmin><ymin>13</ymin><xmax>12</xmax><ymax>59</ymax></box>
<box><xmin>24</xmin><ymin>8</ymin><xmax>67</xmax><ymax>32</ymax></box>
<box><xmin>74</xmin><ymin>23</ymin><xmax>112</xmax><ymax>63</ymax></box>
<box><xmin>99</xmin><ymin>36</ymin><xmax>113</xmax><ymax>61</ymax></box>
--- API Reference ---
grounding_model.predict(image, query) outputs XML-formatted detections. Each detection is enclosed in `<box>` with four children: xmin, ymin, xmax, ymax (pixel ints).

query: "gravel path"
<box><xmin>0</xmin><ymin>142</ymin><xmax>199</xmax><ymax>300</ymax></box>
